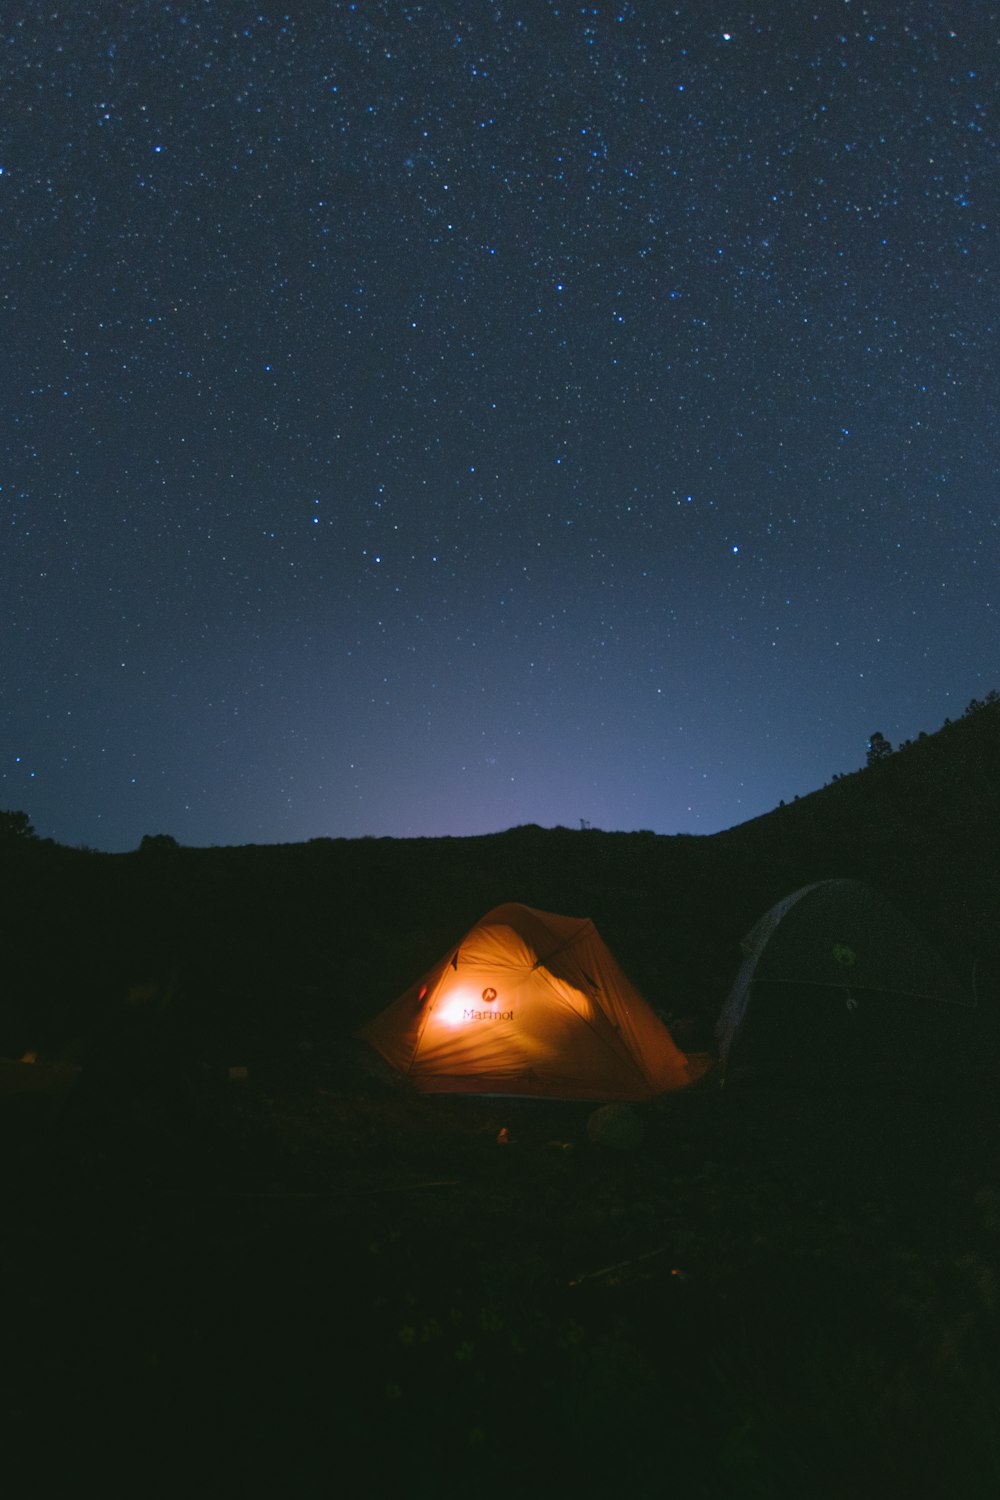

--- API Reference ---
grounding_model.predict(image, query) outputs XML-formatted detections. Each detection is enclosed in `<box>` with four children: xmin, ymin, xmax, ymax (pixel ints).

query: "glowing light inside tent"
<box><xmin>436</xmin><ymin>986</ymin><xmax>502</xmax><ymax>1028</ymax></box>
<box><xmin>438</xmin><ymin>990</ymin><xmax>478</xmax><ymax>1028</ymax></box>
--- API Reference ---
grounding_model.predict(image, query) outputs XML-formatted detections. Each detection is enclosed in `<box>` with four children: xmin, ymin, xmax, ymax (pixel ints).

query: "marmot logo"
<box><xmin>463</xmin><ymin>1009</ymin><xmax>514</xmax><ymax>1022</ymax></box>
<box><xmin>482</xmin><ymin>987</ymin><xmax>497</xmax><ymax>1003</ymax></box>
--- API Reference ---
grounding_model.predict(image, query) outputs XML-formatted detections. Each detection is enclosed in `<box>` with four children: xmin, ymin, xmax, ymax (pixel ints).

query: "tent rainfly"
<box><xmin>359</xmin><ymin>902</ymin><xmax>696</xmax><ymax>1101</ymax></box>
<box><xmin>716</xmin><ymin>879</ymin><xmax>974</xmax><ymax>1085</ymax></box>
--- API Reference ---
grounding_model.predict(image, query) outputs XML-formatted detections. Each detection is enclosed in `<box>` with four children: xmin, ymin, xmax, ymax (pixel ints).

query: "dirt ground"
<box><xmin>4</xmin><ymin>1043</ymin><xmax>1000</xmax><ymax>1498</ymax></box>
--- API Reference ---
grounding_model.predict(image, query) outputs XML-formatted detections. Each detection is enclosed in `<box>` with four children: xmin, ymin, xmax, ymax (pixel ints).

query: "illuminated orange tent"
<box><xmin>359</xmin><ymin>902</ymin><xmax>696</xmax><ymax>1101</ymax></box>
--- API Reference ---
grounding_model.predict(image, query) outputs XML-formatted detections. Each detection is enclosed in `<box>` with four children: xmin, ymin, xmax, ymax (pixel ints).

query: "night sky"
<box><xmin>3</xmin><ymin>2</ymin><xmax>997</xmax><ymax>851</ymax></box>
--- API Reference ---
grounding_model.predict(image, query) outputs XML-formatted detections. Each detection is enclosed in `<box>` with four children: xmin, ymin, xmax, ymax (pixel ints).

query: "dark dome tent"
<box><xmin>716</xmin><ymin>879</ymin><xmax>974</xmax><ymax>1087</ymax></box>
<box><xmin>359</xmin><ymin>902</ymin><xmax>700</xmax><ymax>1101</ymax></box>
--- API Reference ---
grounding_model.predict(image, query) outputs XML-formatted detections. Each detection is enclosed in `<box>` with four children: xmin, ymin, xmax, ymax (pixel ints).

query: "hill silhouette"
<box><xmin>1</xmin><ymin>692</ymin><xmax>997</xmax><ymax>1064</ymax></box>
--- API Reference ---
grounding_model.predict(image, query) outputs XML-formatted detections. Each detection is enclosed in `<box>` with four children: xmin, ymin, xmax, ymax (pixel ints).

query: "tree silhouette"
<box><xmin>138</xmin><ymin>832</ymin><xmax>180</xmax><ymax>854</ymax></box>
<box><xmin>866</xmin><ymin>731</ymin><xmax>893</xmax><ymax>767</ymax></box>
<box><xmin>0</xmin><ymin>809</ymin><xmax>37</xmax><ymax>842</ymax></box>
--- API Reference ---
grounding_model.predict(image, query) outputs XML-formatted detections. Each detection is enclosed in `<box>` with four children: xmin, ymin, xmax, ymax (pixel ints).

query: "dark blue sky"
<box><xmin>3</xmin><ymin>1</ymin><xmax>997</xmax><ymax>850</ymax></box>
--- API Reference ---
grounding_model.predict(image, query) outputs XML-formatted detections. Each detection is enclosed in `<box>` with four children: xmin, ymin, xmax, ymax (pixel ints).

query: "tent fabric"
<box><xmin>359</xmin><ymin>902</ymin><xmax>694</xmax><ymax>1101</ymax></box>
<box><xmin>716</xmin><ymin>879</ymin><xmax>973</xmax><ymax>1084</ymax></box>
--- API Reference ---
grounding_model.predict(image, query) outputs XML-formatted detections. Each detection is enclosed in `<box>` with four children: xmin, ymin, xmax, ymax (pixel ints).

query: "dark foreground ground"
<box><xmin>4</xmin><ymin>1045</ymin><xmax>1000</xmax><ymax>1499</ymax></box>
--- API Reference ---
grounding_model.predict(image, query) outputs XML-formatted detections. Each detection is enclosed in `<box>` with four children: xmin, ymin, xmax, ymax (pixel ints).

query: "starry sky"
<box><xmin>3</xmin><ymin>1</ymin><xmax>997</xmax><ymax>851</ymax></box>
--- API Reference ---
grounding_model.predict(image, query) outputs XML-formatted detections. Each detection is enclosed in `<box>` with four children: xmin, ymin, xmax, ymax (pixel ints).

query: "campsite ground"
<box><xmin>6</xmin><ymin>1044</ymin><xmax>1000</xmax><ymax>1498</ymax></box>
